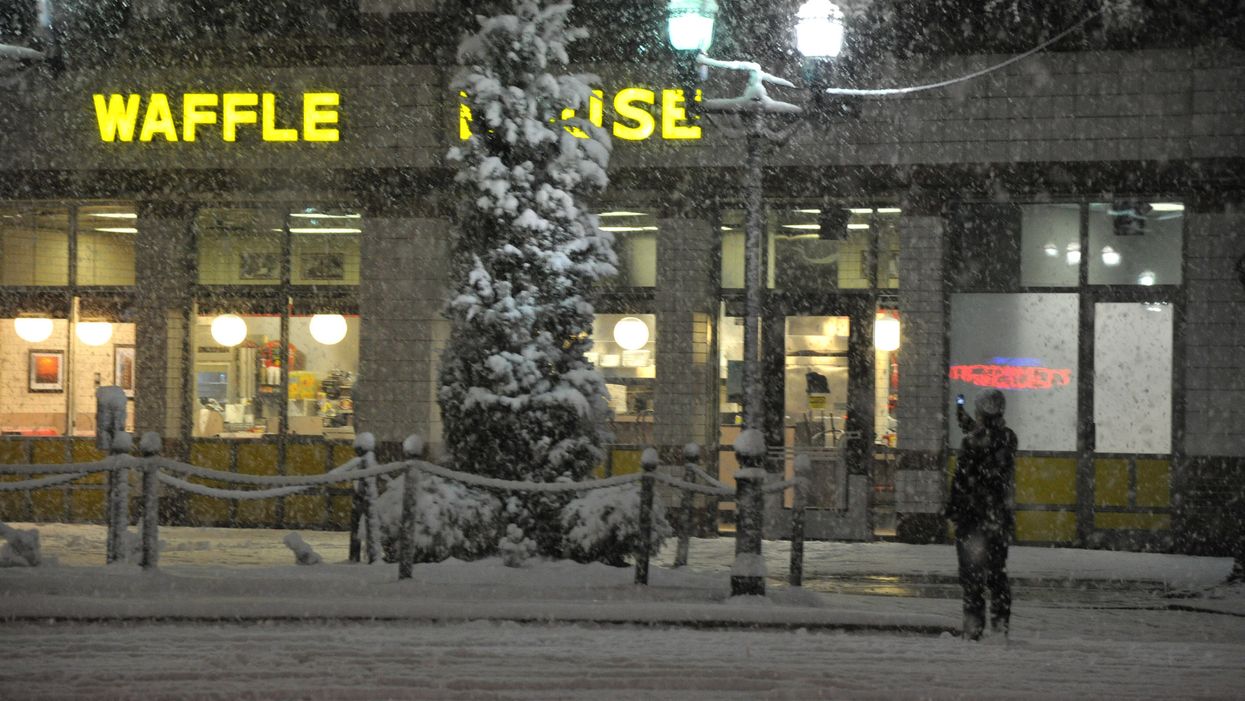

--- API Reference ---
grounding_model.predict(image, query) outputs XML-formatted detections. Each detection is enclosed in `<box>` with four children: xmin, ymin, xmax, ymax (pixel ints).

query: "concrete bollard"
<box><xmin>635</xmin><ymin>447</ymin><xmax>659</xmax><ymax>585</ymax></box>
<box><xmin>140</xmin><ymin>432</ymin><xmax>163</xmax><ymax>570</ymax></box>
<box><xmin>674</xmin><ymin>443</ymin><xmax>700</xmax><ymax>568</ymax></box>
<box><xmin>398</xmin><ymin>434</ymin><xmax>424</xmax><ymax>581</ymax></box>
<box><xmin>106</xmin><ymin>431</ymin><xmax>133</xmax><ymax>565</ymax></box>
<box><xmin>731</xmin><ymin>429</ymin><xmax>766</xmax><ymax>597</ymax></box>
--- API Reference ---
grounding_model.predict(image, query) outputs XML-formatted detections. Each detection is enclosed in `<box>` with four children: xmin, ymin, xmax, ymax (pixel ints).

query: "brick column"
<box><xmin>134</xmin><ymin>202</ymin><xmax>195</xmax><ymax>439</ymax></box>
<box><xmin>1177</xmin><ymin>205</ymin><xmax>1245</xmax><ymax>556</ymax></box>
<box><xmin>894</xmin><ymin>214</ymin><xmax>949</xmax><ymax>543</ymax></box>
<box><xmin>355</xmin><ymin>216</ymin><xmax>450</xmax><ymax>459</ymax></box>
<box><xmin>653</xmin><ymin>216</ymin><xmax>718</xmax><ymax>527</ymax></box>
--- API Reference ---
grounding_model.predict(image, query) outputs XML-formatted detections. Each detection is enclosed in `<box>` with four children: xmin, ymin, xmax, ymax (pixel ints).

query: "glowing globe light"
<box><xmin>613</xmin><ymin>317</ymin><xmax>651</xmax><ymax>351</ymax></box>
<box><xmin>14</xmin><ymin>317</ymin><xmax>53</xmax><ymax>343</ymax></box>
<box><xmin>309</xmin><ymin>314</ymin><xmax>348</xmax><ymax>346</ymax></box>
<box><xmin>76</xmin><ymin>321</ymin><xmax>113</xmax><ymax>347</ymax></box>
<box><xmin>211</xmin><ymin>314</ymin><xmax>248</xmax><ymax>347</ymax></box>
<box><xmin>796</xmin><ymin>0</ymin><xmax>845</xmax><ymax>59</ymax></box>
<box><xmin>667</xmin><ymin>0</ymin><xmax>717</xmax><ymax>52</ymax></box>
<box><xmin>874</xmin><ymin>314</ymin><xmax>900</xmax><ymax>352</ymax></box>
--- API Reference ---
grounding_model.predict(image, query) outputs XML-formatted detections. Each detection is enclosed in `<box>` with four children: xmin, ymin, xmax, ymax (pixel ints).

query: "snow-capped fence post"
<box><xmin>731</xmin><ymin>429</ymin><xmax>767</xmax><ymax>596</ymax></box>
<box><xmin>105</xmin><ymin>431</ymin><xmax>133</xmax><ymax>565</ymax></box>
<box><xmin>352</xmin><ymin>432</ymin><xmax>382</xmax><ymax>564</ymax></box>
<box><xmin>674</xmin><ymin>443</ymin><xmax>700</xmax><ymax>568</ymax></box>
<box><xmin>634</xmin><ymin>448</ymin><xmax>659</xmax><ymax>585</ymax></box>
<box><xmin>349</xmin><ymin>433</ymin><xmax>373</xmax><ymax>564</ymax></box>
<box><xmin>398</xmin><ymin>434</ymin><xmax>424</xmax><ymax>581</ymax></box>
<box><xmin>139</xmin><ymin>432</ymin><xmax>162</xmax><ymax>570</ymax></box>
<box><xmin>789</xmin><ymin>453</ymin><xmax>811</xmax><ymax>587</ymax></box>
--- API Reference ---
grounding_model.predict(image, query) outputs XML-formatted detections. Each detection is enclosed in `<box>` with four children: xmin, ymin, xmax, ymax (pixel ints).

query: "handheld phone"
<box><xmin>956</xmin><ymin>394</ymin><xmax>965</xmax><ymax>406</ymax></box>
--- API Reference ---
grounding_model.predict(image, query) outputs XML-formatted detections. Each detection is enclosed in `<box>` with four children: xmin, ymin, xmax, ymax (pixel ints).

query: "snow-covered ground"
<box><xmin>1</xmin><ymin>523</ymin><xmax>1242</xmax><ymax>699</ymax></box>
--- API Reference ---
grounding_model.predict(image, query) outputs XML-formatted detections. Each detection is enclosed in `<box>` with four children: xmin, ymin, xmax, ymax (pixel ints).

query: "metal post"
<box><xmin>635</xmin><ymin>447</ymin><xmax>659</xmax><ymax>585</ymax></box>
<box><xmin>789</xmin><ymin>454</ymin><xmax>809</xmax><ymax>587</ymax></box>
<box><xmin>349</xmin><ymin>434</ymin><xmax>372</xmax><ymax>564</ymax></box>
<box><xmin>399</xmin><ymin>434</ymin><xmax>424</xmax><ymax>581</ymax></box>
<box><xmin>106</xmin><ymin>431</ymin><xmax>133</xmax><ymax>564</ymax></box>
<box><xmin>742</xmin><ymin>105</ymin><xmax>766</xmax><ymax>434</ymax></box>
<box><xmin>140</xmin><ymin>432</ymin><xmax>162</xmax><ymax>570</ymax></box>
<box><xmin>675</xmin><ymin>443</ymin><xmax>700</xmax><ymax>568</ymax></box>
<box><xmin>732</xmin><ymin>429</ymin><xmax>766</xmax><ymax>596</ymax></box>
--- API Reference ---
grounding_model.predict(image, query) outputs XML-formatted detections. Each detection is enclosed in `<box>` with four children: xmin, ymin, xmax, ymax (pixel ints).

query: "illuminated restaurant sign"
<box><xmin>459</xmin><ymin>87</ymin><xmax>702</xmax><ymax>142</ymax></box>
<box><xmin>949</xmin><ymin>357</ymin><xmax>1072</xmax><ymax>391</ymax></box>
<box><xmin>92</xmin><ymin>92</ymin><xmax>340</xmax><ymax>143</ymax></box>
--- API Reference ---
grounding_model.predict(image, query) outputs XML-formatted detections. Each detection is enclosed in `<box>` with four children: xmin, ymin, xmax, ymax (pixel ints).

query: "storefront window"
<box><xmin>596</xmin><ymin>211</ymin><xmax>656</xmax><ymax>288</ymax></box>
<box><xmin>291</xmin><ymin>209</ymin><xmax>362</xmax><ymax>286</ymax></box>
<box><xmin>1087</xmin><ymin>201</ymin><xmax>1183</xmax><ymax>286</ymax></box>
<box><xmin>721</xmin><ymin>205</ymin><xmax>900</xmax><ymax>290</ymax></box>
<box><xmin>0</xmin><ymin>316</ymin><xmax>136</xmax><ymax>437</ymax></box>
<box><xmin>289</xmin><ymin>314</ymin><xmax>358</xmax><ymax>437</ymax></box>
<box><xmin>1020</xmin><ymin>203</ymin><xmax>1080</xmax><ymax>287</ymax></box>
<box><xmin>589</xmin><ymin>313</ymin><xmax>656</xmax><ymax>443</ymax></box>
<box><xmin>1094</xmin><ymin>302</ymin><xmax>1172</xmax><ymax>454</ymax></box>
<box><xmin>0</xmin><ymin>204</ymin><xmax>69</xmax><ymax>286</ymax></box>
<box><xmin>77</xmin><ymin>204</ymin><xmax>138</xmax><ymax>286</ymax></box>
<box><xmin>949</xmin><ymin>293</ymin><xmax>1079</xmax><ymax>452</ymax></box>
<box><xmin>196</xmin><ymin>208</ymin><xmax>285</xmax><ymax>286</ymax></box>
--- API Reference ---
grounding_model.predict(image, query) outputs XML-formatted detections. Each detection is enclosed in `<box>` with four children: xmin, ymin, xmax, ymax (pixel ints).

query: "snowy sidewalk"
<box><xmin>1</xmin><ymin>523</ymin><xmax>1239</xmax><ymax>635</ymax></box>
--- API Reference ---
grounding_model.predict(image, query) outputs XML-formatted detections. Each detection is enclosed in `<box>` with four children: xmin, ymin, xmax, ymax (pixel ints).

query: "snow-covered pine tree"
<box><xmin>439</xmin><ymin>0</ymin><xmax>616</xmax><ymax>557</ymax></box>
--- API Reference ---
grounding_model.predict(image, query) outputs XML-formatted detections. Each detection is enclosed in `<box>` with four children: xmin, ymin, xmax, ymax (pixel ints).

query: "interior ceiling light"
<box><xmin>783</xmin><ymin>224</ymin><xmax>822</xmax><ymax>230</ymax></box>
<box><xmin>90</xmin><ymin>212</ymin><xmax>138</xmax><ymax>219</ymax></box>
<box><xmin>309</xmin><ymin>314</ymin><xmax>348</xmax><ymax>346</ymax></box>
<box><xmin>613</xmin><ymin>317</ymin><xmax>650</xmax><ymax>351</ymax></box>
<box><xmin>1101</xmin><ymin>246</ymin><xmax>1121</xmax><ymax>266</ymax></box>
<box><xmin>288</xmin><ymin>227</ymin><xmax>362</xmax><ymax>234</ymax></box>
<box><xmin>600</xmin><ymin>225</ymin><xmax>658</xmax><ymax>232</ymax></box>
<box><xmin>288</xmin><ymin>212</ymin><xmax>361</xmax><ymax>219</ymax></box>
<box><xmin>1065</xmin><ymin>242</ymin><xmax>1081</xmax><ymax>266</ymax></box>
<box><xmin>94</xmin><ymin>227</ymin><xmax>138</xmax><ymax>234</ymax></box>
<box><xmin>849</xmin><ymin>208</ymin><xmax>873</xmax><ymax>214</ymax></box>
<box><xmin>847</xmin><ymin>223</ymin><xmax>870</xmax><ymax>230</ymax></box>
<box><xmin>795</xmin><ymin>208</ymin><xmax>821</xmax><ymax>214</ymax></box>
<box><xmin>597</xmin><ymin>211</ymin><xmax>647</xmax><ymax>217</ymax></box>
<box><xmin>211</xmin><ymin>314</ymin><xmax>248</xmax><ymax>347</ymax></box>
<box><xmin>1043</xmin><ymin>243</ymin><xmax>1059</xmax><ymax>257</ymax></box>
<box><xmin>1148</xmin><ymin>203</ymin><xmax>1184</xmax><ymax>212</ymax></box>
<box><xmin>14</xmin><ymin>317</ymin><xmax>54</xmax><ymax>343</ymax></box>
<box><xmin>875</xmin><ymin>208</ymin><xmax>902</xmax><ymax>214</ymax></box>
<box><xmin>1138</xmin><ymin>271</ymin><xmax>1156</xmax><ymax>286</ymax></box>
<box><xmin>76</xmin><ymin>321</ymin><xmax>113</xmax><ymax>346</ymax></box>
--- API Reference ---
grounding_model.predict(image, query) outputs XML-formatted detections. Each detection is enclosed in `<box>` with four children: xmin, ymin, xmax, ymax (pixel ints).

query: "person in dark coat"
<box><xmin>946</xmin><ymin>389</ymin><xmax>1018</xmax><ymax>641</ymax></box>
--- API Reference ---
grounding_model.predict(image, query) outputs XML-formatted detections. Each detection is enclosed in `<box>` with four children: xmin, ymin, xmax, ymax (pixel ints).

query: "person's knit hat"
<box><xmin>975</xmin><ymin>389</ymin><xmax>1006</xmax><ymax>417</ymax></box>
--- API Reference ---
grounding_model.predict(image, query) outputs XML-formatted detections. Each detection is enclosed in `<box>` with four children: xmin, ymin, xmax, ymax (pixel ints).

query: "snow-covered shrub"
<box><xmin>499</xmin><ymin>523</ymin><xmax>538</xmax><ymax>568</ymax></box>
<box><xmin>561</xmin><ymin>485</ymin><xmax>672</xmax><ymax>567</ymax></box>
<box><xmin>375</xmin><ymin>474</ymin><xmax>503</xmax><ymax>564</ymax></box>
<box><xmin>0</xmin><ymin>522</ymin><xmax>40</xmax><ymax>567</ymax></box>
<box><xmin>283</xmin><ymin>532</ymin><xmax>322</xmax><ymax>566</ymax></box>
<box><xmin>437</xmin><ymin>0</ymin><xmax>617</xmax><ymax>557</ymax></box>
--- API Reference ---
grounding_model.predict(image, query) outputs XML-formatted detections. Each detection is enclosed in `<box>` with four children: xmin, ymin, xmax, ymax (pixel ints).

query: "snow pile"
<box><xmin>0</xmin><ymin>522</ymin><xmax>40</xmax><ymax>567</ymax></box>
<box><xmin>499</xmin><ymin>522</ymin><xmax>538</xmax><ymax>568</ymax></box>
<box><xmin>282</xmin><ymin>533</ymin><xmax>322</xmax><ymax>566</ymax></box>
<box><xmin>375</xmin><ymin>474</ymin><xmax>502</xmax><ymax>564</ymax></box>
<box><xmin>561</xmin><ymin>485</ymin><xmax>671</xmax><ymax>566</ymax></box>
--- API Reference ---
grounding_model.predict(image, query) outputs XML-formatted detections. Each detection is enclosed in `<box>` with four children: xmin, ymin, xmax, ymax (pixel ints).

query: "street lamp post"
<box><xmin>667</xmin><ymin>0</ymin><xmax>842</xmax><ymax>597</ymax></box>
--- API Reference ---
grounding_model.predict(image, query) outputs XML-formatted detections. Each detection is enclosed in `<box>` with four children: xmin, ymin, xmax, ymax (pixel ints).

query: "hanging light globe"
<box><xmin>874</xmin><ymin>314</ymin><xmax>900</xmax><ymax>352</ymax></box>
<box><xmin>613</xmin><ymin>317</ymin><xmax>651</xmax><ymax>351</ymax></box>
<box><xmin>309</xmin><ymin>314</ymin><xmax>348</xmax><ymax>346</ymax></box>
<box><xmin>211</xmin><ymin>314</ymin><xmax>248</xmax><ymax>347</ymax></box>
<box><xmin>796</xmin><ymin>0</ymin><xmax>846</xmax><ymax>59</ymax></box>
<box><xmin>667</xmin><ymin>0</ymin><xmax>718</xmax><ymax>52</ymax></box>
<box><xmin>76</xmin><ymin>321</ymin><xmax>114</xmax><ymax>347</ymax></box>
<box><xmin>14</xmin><ymin>317</ymin><xmax>54</xmax><ymax>343</ymax></box>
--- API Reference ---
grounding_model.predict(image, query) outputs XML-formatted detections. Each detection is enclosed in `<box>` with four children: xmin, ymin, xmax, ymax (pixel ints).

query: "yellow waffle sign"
<box><xmin>92</xmin><ymin>92</ymin><xmax>340</xmax><ymax>143</ymax></box>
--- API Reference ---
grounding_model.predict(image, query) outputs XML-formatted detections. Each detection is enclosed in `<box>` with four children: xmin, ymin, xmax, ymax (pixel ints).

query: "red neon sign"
<box><xmin>949</xmin><ymin>364</ymin><xmax>1072</xmax><ymax>390</ymax></box>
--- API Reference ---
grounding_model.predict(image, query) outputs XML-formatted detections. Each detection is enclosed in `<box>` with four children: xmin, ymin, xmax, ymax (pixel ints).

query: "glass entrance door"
<box><xmin>1086</xmin><ymin>301</ymin><xmax>1175</xmax><ymax>537</ymax></box>
<box><xmin>783</xmin><ymin>315</ymin><xmax>850</xmax><ymax>509</ymax></box>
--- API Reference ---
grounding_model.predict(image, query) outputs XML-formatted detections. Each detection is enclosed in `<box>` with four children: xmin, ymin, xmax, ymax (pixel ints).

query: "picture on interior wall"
<box><xmin>29</xmin><ymin>350</ymin><xmax>64</xmax><ymax>393</ymax></box>
<box><xmin>239</xmin><ymin>252</ymin><xmax>280</xmax><ymax>280</ymax></box>
<box><xmin>302</xmin><ymin>253</ymin><xmax>345</xmax><ymax>280</ymax></box>
<box><xmin>115</xmin><ymin>345</ymin><xmax>136</xmax><ymax>398</ymax></box>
